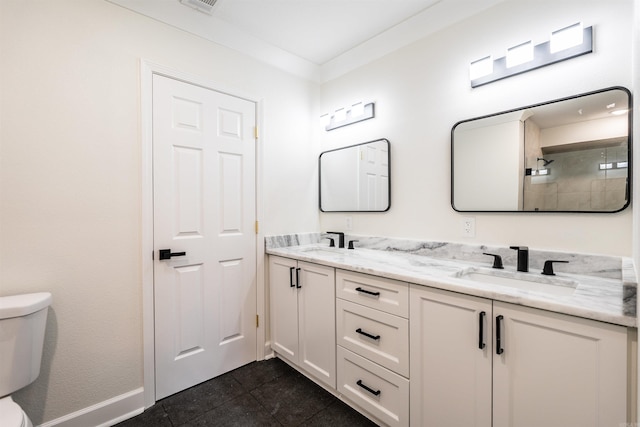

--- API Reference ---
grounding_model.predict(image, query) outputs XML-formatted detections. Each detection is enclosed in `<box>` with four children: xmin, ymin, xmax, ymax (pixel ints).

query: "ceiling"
<box><xmin>107</xmin><ymin>0</ymin><xmax>505</xmax><ymax>82</ymax></box>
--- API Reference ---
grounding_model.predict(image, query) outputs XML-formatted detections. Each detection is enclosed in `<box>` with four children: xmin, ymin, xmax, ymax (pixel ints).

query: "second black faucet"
<box><xmin>510</xmin><ymin>246</ymin><xmax>529</xmax><ymax>272</ymax></box>
<box><xmin>326</xmin><ymin>231</ymin><xmax>345</xmax><ymax>248</ymax></box>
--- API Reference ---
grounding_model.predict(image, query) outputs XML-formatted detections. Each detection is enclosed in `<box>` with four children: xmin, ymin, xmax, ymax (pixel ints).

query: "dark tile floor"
<box><xmin>116</xmin><ymin>357</ymin><xmax>379</xmax><ymax>426</ymax></box>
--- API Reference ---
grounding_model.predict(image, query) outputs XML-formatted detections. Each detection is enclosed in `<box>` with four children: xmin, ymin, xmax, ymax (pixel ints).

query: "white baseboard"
<box><xmin>38</xmin><ymin>388</ymin><xmax>144</xmax><ymax>427</ymax></box>
<box><xmin>263</xmin><ymin>340</ymin><xmax>273</xmax><ymax>359</ymax></box>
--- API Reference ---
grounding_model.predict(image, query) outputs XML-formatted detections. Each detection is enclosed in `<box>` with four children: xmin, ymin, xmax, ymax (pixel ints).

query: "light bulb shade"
<box><xmin>550</xmin><ymin>23</ymin><xmax>583</xmax><ymax>54</ymax></box>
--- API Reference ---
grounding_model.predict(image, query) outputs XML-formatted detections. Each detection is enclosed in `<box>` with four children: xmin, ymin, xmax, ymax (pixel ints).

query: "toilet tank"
<box><xmin>0</xmin><ymin>292</ymin><xmax>52</xmax><ymax>397</ymax></box>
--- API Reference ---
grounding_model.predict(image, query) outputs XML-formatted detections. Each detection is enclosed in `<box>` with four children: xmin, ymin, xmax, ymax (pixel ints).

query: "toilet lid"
<box><xmin>0</xmin><ymin>397</ymin><xmax>25</xmax><ymax>427</ymax></box>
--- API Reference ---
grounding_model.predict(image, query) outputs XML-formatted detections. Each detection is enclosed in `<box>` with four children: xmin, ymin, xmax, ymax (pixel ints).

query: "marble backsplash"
<box><xmin>265</xmin><ymin>232</ymin><xmax>635</xmax><ymax>282</ymax></box>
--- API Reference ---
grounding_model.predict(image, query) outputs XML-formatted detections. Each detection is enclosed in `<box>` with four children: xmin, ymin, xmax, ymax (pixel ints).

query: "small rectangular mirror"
<box><xmin>320</xmin><ymin>138</ymin><xmax>390</xmax><ymax>212</ymax></box>
<box><xmin>452</xmin><ymin>87</ymin><xmax>632</xmax><ymax>212</ymax></box>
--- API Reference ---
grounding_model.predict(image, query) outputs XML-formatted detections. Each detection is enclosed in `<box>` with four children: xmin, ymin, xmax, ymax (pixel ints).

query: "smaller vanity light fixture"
<box><xmin>470</xmin><ymin>22</ymin><xmax>592</xmax><ymax>88</ymax></box>
<box><xmin>321</xmin><ymin>101</ymin><xmax>375</xmax><ymax>131</ymax></box>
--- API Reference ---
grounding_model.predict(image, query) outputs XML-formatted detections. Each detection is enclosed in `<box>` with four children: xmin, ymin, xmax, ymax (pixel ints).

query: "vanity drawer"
<box><xmin>337</xmin><ymin>346</ymin><xmax>409</xmax><ymax>427</ymax></box>
<box><xmin>336</xmin><ymin>269</ymin><xmax>409</xmax><ymax>317</ymax></box>
<box><xmin>337</xmin><ymin>299</ymin><xmax>409</xmax><ymax>377</ymax></box>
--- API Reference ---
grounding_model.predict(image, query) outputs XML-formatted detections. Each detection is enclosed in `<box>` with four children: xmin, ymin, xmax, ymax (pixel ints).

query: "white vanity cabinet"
<box><xmin>269</xmin><ymin>256</ymin><xmax>336</xmax><ymax>388</ymax></box>
<box><xmin>492</xmin><ymin>301</ymin><xmax>628</xmax><ymax>427</ymax></box>
<box><xmin>410</xmin><ymin>284</ymin><xmax>629</xmax><ymax>427</ymax></box>
<box><xmin>409</xmin><ymin>285</ymin><xmax>493</xmax><ymax>427</ymax></box>
<box><xmin>335</xmin><ymin>270</ymin><xmax>410</xmax><ymax>427</ymax></box>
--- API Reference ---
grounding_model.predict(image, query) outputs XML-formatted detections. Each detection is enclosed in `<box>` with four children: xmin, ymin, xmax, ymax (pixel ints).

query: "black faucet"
<box><xmin>509</xmin><ymin>246</ymin><xmax>529</xmax><ymax>272</ymax></box>
<box><xmin>326</xmin><ymin>232</ymin><xmax>345</xmax><ymax>248</ymax></box>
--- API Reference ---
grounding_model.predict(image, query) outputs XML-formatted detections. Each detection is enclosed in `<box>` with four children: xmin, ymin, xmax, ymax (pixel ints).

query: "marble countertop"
<box><xmin>267</xmin><ymin>241</ymin><xmax>637</xmax><ymax>327</ymax></box>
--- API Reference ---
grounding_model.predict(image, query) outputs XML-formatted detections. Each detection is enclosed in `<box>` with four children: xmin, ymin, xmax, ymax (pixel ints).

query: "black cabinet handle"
<box><xmin>356</xmin><ymin>328</ymin><xmax>380</xmax><ymax>341</ymax></box>
<box><xmin>159</xmin><ymin>249</ymin><xmax>186</xmax><ymax>260</ymax></box>
<box><xmin>478</xmin><ymin>311</ymin><xmax>486</xmax><ymax>349</ymax></box>
<box><xmin>295</xmin><ymin>268</ymin><xmax>301</xmax><ymax>289</ymax></box>
<box><xmin>356</xmin><ymin>380</ymin><xmax>381</xmax><ymax>396</ymax></box>
<box><xmin>355</xmin><ymin>287</ymin><xmax>380</xmax><ymax>297</ymax></box>
<box><xmin>289</xmin><ymin>267</ymin><xmax>295</xmax><ymax>287</ymax></box>
<box><xmin>496</xmin><ymin>315</ymin><xmax>504</xmax><ymax>355</ymax></box>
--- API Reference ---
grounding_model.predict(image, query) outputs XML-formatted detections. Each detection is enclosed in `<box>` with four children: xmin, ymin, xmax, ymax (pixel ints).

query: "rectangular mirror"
<box><xmin>452</xmin><ymin>87</ymin><xmax>632</xmax><ymax>212</ymax></box>
<box><xmin>320</xmin><ymin>138</ymin><xmax>390</xmax><ymax>212</ymax></box>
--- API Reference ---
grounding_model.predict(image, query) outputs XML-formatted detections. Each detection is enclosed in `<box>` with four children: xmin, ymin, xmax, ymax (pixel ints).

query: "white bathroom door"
<box><xmin>152</xmin><ymin>74</ymin><xmax>257</xmax><ymax>400</ymax></box>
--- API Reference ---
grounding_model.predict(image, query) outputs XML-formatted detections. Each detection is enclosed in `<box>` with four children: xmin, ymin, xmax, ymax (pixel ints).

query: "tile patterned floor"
<box><xmin>116</xmin><ymin>357</ymin><xmax>378</xmax><ymax>426</ymax></box>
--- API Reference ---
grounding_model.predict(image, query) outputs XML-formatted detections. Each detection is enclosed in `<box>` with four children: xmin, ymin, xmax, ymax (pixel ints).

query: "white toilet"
<box><xmin>0</xmin><ymin>292</ymin><xmax>53</xmax><ymax>427</ymax></box>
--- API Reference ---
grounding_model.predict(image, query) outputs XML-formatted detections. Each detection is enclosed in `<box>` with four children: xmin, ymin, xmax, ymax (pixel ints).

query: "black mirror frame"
<box><xmin>319</xmin><ymin>138</ymin><xmax>391</xmax><ymax>213</ymax></box>
<box><xmin>451</xmin><ymin>86</ymin><xmax>633</xmax><ymax>213</ymax></box>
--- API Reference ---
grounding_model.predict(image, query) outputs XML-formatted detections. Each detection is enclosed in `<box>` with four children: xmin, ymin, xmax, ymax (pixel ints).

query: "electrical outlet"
<box><xmin>462</xmin><ymin>217</ymin><xmax>475</xmax><ymax>237</ymax></box>
<box><xmin>345</xmin><ymin>216</ymin><xmax>353</xmax><ymax>231</ymax></box>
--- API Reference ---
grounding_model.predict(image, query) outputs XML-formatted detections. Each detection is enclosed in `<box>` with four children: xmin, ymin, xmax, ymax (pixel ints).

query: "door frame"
<box><xmin>140</xmin><ymin>60</ymin><xmax>266</xmax><ymax>408</ymax></box>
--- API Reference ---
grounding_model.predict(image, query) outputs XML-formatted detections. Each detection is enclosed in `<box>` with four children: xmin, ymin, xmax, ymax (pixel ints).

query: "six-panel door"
<box><xmin>153</xmin><ymin>74</ymin><xmax>257</xmax><ymax>400</ymax></box>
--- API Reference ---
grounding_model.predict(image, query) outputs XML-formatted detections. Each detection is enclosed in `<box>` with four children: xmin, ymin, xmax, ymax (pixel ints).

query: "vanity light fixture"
<box><xmin>470</xmin><ymin>23</ymin><xmax>593</xmax><ymax>88</ymax></box>
<box><xmin>322</xmin><ymin>102</ymin><xmax>375</xmax><ymax>131</ymax></box>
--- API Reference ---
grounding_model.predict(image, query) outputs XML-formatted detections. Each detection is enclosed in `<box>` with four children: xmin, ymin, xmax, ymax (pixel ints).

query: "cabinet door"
<box><xmin>493</xmin><ymin>301</ymin><xmax>628</xmax><ymax>427</ymax></box>
<box><xmin>410</xmin><ymin>285</ymin><xmax>492</xmax><ymax>427</ymax></box>
<box><xmin>269</xmin><ymin>256</ymin><xmax>299</xmax><ymax>365</ymax></box>
<box><xmin>298</xmin><ymin>261</ymin><xmax>336</xmax><ymax>388</ymax></box>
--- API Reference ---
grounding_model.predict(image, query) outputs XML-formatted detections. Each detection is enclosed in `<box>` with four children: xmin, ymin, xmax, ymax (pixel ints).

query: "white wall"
<box><xmin>0</xmin><ymin>0</ymin><xmax>319</xmax><ymax>423</ymax></box>
<box><xmin>320</xmin><ymin>0</ymin><xmax>635</xmax><ymax>257</ymax></box>
<box><xmin>454</xmin><ymin>120</ymin><xmax>523</xmax><ymax>210</ymax></box>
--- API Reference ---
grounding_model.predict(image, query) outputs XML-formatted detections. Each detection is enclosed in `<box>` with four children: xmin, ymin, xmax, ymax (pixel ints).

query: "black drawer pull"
<box><xmin>295</xmin><ymin>268</ymin><xmax>301</xmax><ymax>289</ymax></box>
<box><xmin>355</xmin><ymin>328</ymin><xmax>380</xmax><ymax>340</ymax></box>
<box><xmin>496</xmin><ymin>315</ymin><xmax>504</xmax><ymax>355</ymax></box>
<box><xmin>289</xmin><ymin>267</ymin><xmax>295</xmax><ymax>287</ymax></box>
<box><xmin>356</xmin><ymin>380</ymin><xmax>381</xmax><ymax>396</ymax></box>
<box><xmin>355</xmin><ymin>287</ymin><xmax>380</xmax><ymax>297</ymax></box>
<box><xmin>478</xmin><ymin>311</ymin><xmax>486</xmax><ymax>349</ymax></box>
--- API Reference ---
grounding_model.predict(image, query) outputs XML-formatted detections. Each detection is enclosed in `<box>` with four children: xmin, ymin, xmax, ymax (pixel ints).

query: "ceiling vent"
<box><xmin>179</xmin><ymin>0</ymin><xmax>217</xmax><ymax>15</ymax></box>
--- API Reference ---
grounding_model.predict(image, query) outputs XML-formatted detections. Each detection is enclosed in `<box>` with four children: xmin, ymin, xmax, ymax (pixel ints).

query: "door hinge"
<box><xmin>254</xmin><ymin>126</ymin><xmax>259</xmax><ymax>140</ymax></box>
<box><xmin>256</xmin><ymin>314</ymin><xmax>259</xmax><ymax>328</ymax></box>
<box><xmin>255</xmin><ymin>220</ymin><xmax>259</xmax><ymax>234</ymax></box>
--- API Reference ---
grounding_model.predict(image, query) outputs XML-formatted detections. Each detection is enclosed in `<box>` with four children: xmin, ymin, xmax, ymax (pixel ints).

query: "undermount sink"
<box><xmin>456</xmin><ymin>269</ymin><xmax>577</xmax><ymax>296</ymax></box>
<box><xmin>299</xmin><ymin>246</ymin><xmax>344</xmax><ymax>256</ymax></box>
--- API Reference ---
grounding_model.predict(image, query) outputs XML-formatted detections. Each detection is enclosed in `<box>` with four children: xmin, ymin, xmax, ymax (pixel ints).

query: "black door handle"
<box><xmin>159</xmin><ymin>249</ymin><xmax>186</xmax><ymax>260</ymax></box>
<box><xmin>295</xmin><ymin>268</ymin><xmax>301</xmax><ymax>289</ymax></box>
<box><xmin>496</xmin><ymin>315</ymin><xmax>504</xmax><ymax>355</ymax></box>
<box><xmin>478</xmin><ymin>311</ymin><xmax>486</xmax><ymax>349</ymax></box>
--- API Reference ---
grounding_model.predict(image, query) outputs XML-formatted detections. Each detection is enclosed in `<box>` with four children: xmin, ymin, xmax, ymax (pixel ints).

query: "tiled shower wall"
<box><xmin>524</xmin><ymin>145</ymin><xmax>628</xmax><ymax>211</ymax></box>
